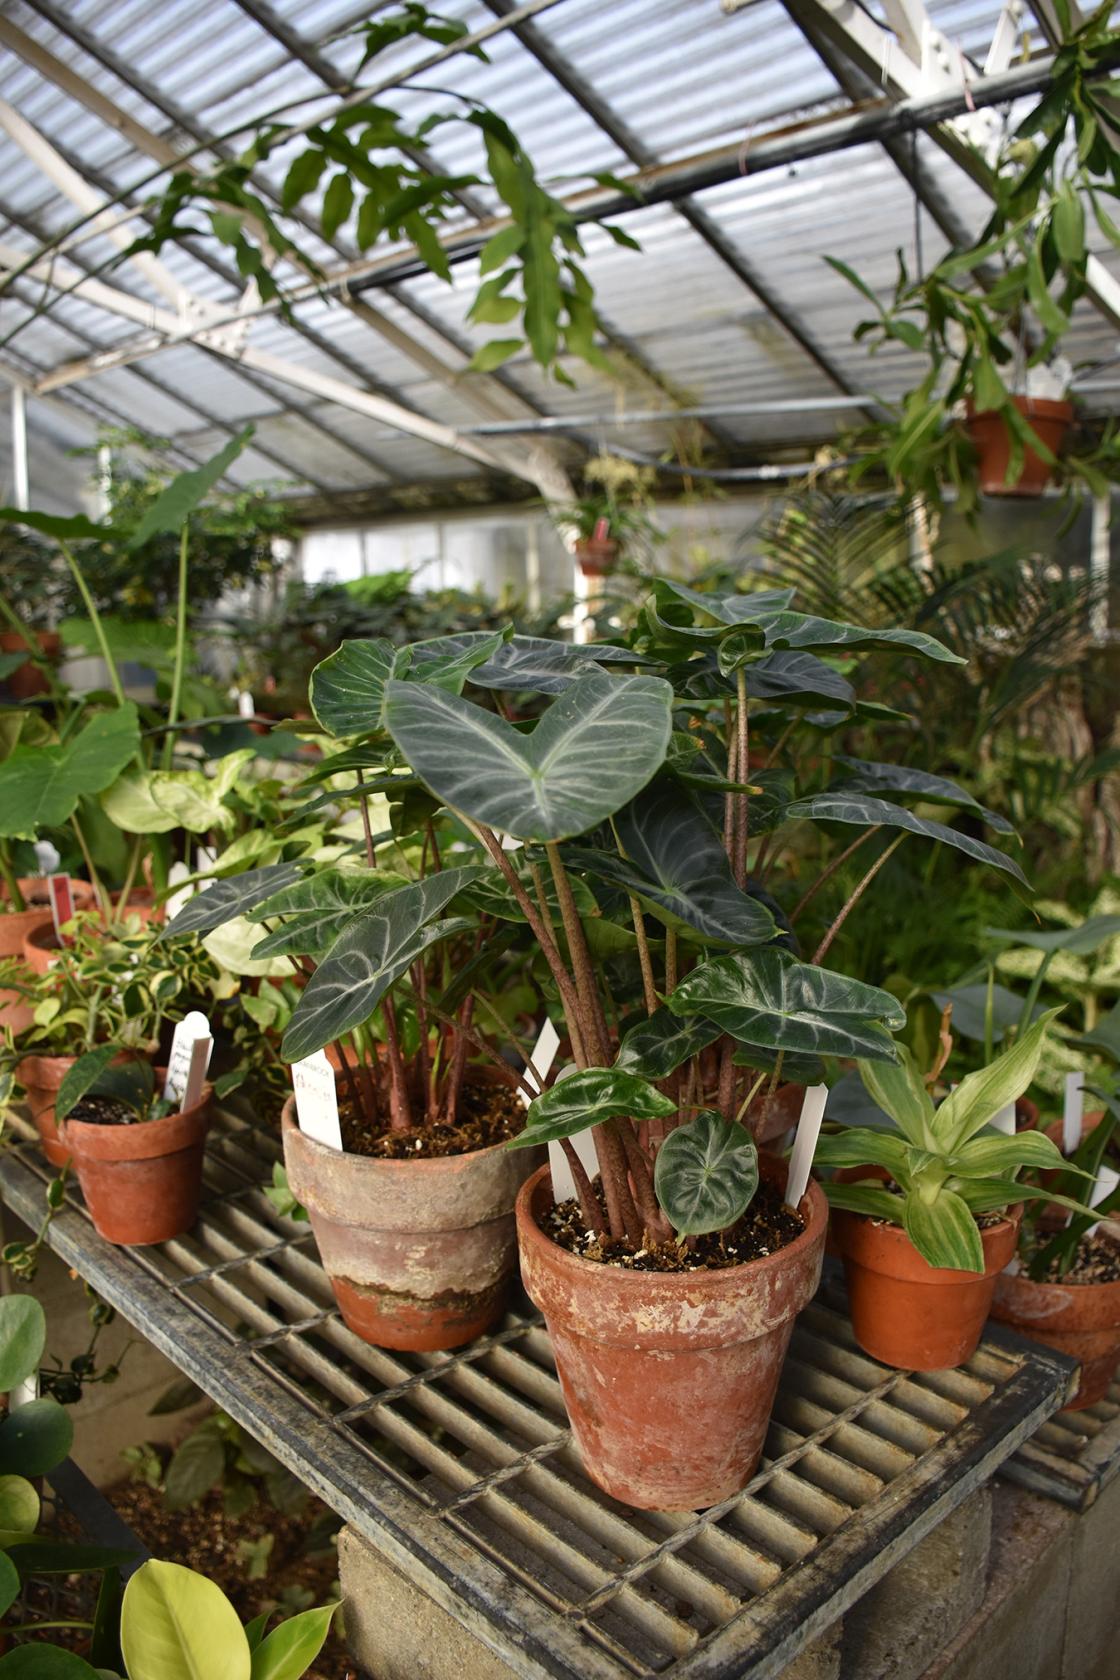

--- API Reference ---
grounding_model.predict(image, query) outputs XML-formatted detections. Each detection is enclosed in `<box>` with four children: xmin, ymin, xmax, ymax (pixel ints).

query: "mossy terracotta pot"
<box><xmin>832</xmin><ymin>1196</ymin><xmax>1022</xmax><ymax>1371</ymax></box>
<box><xmin>282</xmin><ymin>1090</ymin><xmax>542</xmax><ymax>1353</ymax></box>
<box><xmin>60</xmin><ymin>1074</ymin><xmax>213</xmax><ymax>1246</ymax></box>
<box><xmin>516</xmin><ymin>1154</ymin><xmax>828</xmax><ymax>1510</ymax></box>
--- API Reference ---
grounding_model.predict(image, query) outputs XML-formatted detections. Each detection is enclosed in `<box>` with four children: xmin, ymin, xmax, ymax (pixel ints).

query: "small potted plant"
<box><xmin>816</xmin><ymin>1015</ymin><xmax>1103</xmax><ymax>1370</ymax></box>
<box><xmin>552</xmin><ymin>456</ymin><xmax>664</xmax><ymax>577</ymax></box>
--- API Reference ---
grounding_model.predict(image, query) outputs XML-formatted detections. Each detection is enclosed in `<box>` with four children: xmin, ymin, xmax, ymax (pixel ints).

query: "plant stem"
<box><xmin>443</xmin><ymin>992</ymin><xmax>475</xmax><ymax>1123</ymax></box>
<box><xmin>412</xmin><ymin>961</ymin><xmax>431</xmax><ymax>1122</ymax></box>
<box><xmin>425</xmin><ymin>817</ymin><xmax>442</xmax><ymax>871</ymax></box>
<box><xmin>350</xmin><ymin>1021</ymin><xmax>380</xmax><ymax>1124</ymax></box>
<box><xmin>665</xmin><ymin>928</ymin><xmax>678</xmax><ymax>995</ymax></box>
<box><xmin>546</xmin><ymin>842</ymin><xmax>610</xmax><ymax>1065</ymax></box>
<box><xmin>380</xmin><ymin>992</ymin><xmax>412</xmax><ymax>1131</ymax></box>
<box><xmin>789</xmin><ymin>827</ymin><xmax>880</xmax><ymax>924</ymax></box>
<box><xmin>734</xmin><ymin>668</ymin><xmax>749</xmax><ymax>888</ymax></box>
<box><xmin>717</xmin><ymin>1037</ymin><xmax>737</xmax><ymax>1121</ymax></box>
<box><xmin>735</xmin><ymin>1067</ymin><xmax>769</xmax><ymax>1125</ymax></box>
<box><xmin>593</xmin><ymin>1120</ymin><xmax>642</xmax><ymax>1244</ymax></box>
<box><xmin>0</xmin><ymin>840</ymin><xmax>25</xmax><ymax>910</ymax></box>
<box><xmin>425</xmin><ymin>999</ymin><xmax>532</xmax><ymax>1099</ymax></box>
<box><xmin>162</xmin><ymin>523</ymin><xmax>190</xmax><ymax>770</ymax></box>
<box><xmin>333</xmin><ymin>1041</ymin><xmax>363</xmax><ymax>1124</ymax></box>
<box><xmin>616</xmin><ymin>1121</ymin><xmax>672</xmax><ymax>1242</ymax></box>
<box><xmin>70</xmin><ymin>814</ymin><xmax>111</xmax><ymax>920</ymax></box>
<box><xmin>630</xmin><ymin>896</ymin><xmax>658</xmax><ymax>1016</ymax></box>
<box><xmin>812</xmin><ymin>834</ymin><xmax>906</xmax><ymax>965</ymax></box>
<box><xmin>560</xmin><ymin>1138</ymin><xmax>600</xmax><ymax>1234</ymax></box>
<box><xmin>58</xmin><ymin>539</ymin><xmax>126</xmax><ymax>708</ymax></box>
<box><xmin>1020</xmin><ymin>950</ymin><xmax>1056</xmax><ymax>1041</ymax></box>
<box><xmin>359</xmin><ymin>796</ymin><xmax>377</xmax><ymax>869</ymax></box>
<box><xmin>115</xmin><ymin>833</ymin><xmax>144</xmax><ymax>915</ymax></box>
<box><xmin>723</xmin><ymin>699</ymin><xmax>736</xmax><ymax>851</ymax></box>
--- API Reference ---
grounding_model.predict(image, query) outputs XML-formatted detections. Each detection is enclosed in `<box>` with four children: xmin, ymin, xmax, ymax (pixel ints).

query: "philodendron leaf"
<box><xmin>756</xmin><ymin>608</ymin><xmax>964</xmax><ymax>665</ymax></box>
<box><xmin>249</xmin><ymin>868</ymin><xmax>420</xmax><ymax>959</ymax></box>
<box><xmin>831</xmin><ymin>757</ymin><xmax>1014</xmax><ymax>834</ymax></box>
<box><xmin>570</xmin><ymin>779</ymin><xmax>776</xmax><ymax>946</ymax></box>
<box><xmin>162</xmin><ymin>863</ymin><xmax>304</xmax><ymax>939</ymax></box>
<box><xmin>0</xmin><ymin>1295</ymin><xmax>45</xmax><ymax>1392</ymax></box>
<box><xmin>249</xmin><ymin>1603</ymin><xmax>338</xmax><ymax>1680</ymax></box>
<box><xmin>414</xmin><ymin>632</ymin><xmax>652</xmax><ymax>695</ymax></box>
<box><xmin>903</xmin><ymin>1186</ymin><xmax>984</xmax><ymax>1272</ymax></box>
<box><xmin>983</xmin><ymin>914</ymin><xmax>1120</xmax><ymax>955</ymax></box>
<box><xmin>55</xmin><ymin>1046</ymin><xmax>119</xmax><ymax>1123</ymax></box>
<box><xmin>310</xmin><ymin>639</ymin><xmax>405</xmax><ymax>737</ymax></box>
<box><xmin>511</xmin><ymin>1069</ymin><xmax>676</xmax><ymax>1148</ymax></box>
<box><xmin>931</xmin><ymin>1008</ymin><xmax>1061</xmax><ymax>1151</ymax></box>
<box><xmin>384</xmin><ymin>671</ymin><xmax>673</xmax><ymax>841</ymax></box>
<box><xmin>615</xmin><ymin>1008</ymin><xmax>722</xmax><ymax>1079</ymax></box>
<box><xmin>100</xmin><ymin>769</ymin><xmax>181</xmax><ymax>835</ymax></box>
<box><xmin>783</xmin><ymin>793</ymin><xmax>1027</xmax><ymax>885</ymax></box>
<box><xmin>121</xmin><ymin>1560</ymin><xmax>250</xmax><ymax>1680</ymax></box>
<box><xmin>743</xmin><ymin>649</ymin><xmax>856</xmax><ymax>708</ymax></box>
<box><xmin>403</xmin><ymin>630</ymin><xmax>510</xmax><ymax>693</ymax></box>
<box><xmin>669</xmin><ymin>948</ymin><xmax>904</xmax><ymax>1063</ymax></box>
<box><xmin>281</xmin><ymin>874</ymin><xmax>477</xmax><ymax>1061</ymax></box>
<box><xmin>0</xmin><ymin>703</ymin><xmax>140</xmax><ymax>839</ymax></box>
<box><xmin>858</xmin><ymin>1047</ymin><xmax>936</xmax><ymax>1148</ymax></box>
<box><xmin>127</xmin><ymin>427</ymin><xmax>254</xmax><ymax>549</ymax></box>
<box><xmin>0</xmin><ymin>1397</ymin><xmax>73</xmax><ymax>1475</ymax></box>
<box><xmin>651</xmin><ymin>580</ymin><xmax>796</xmax><ymax>640</ymax></box>
<box><xmin>654</xmin><ymin>1110</ymin><xmax>760</xmax><ymax>1236</ymax></box>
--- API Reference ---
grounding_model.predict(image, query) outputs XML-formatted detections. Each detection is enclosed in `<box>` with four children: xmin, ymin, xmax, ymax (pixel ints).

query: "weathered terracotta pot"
<box><xmin>965</xmin><ymin>395</ymin><xmax>1073</xmax><ymax>496</ymax></box>
<box><xmin>832</xmin><ymin>1198</ymin><xmax>1022</xmax><ymax>1371</ymax></box>
<box><xmin>23</xmin><ymin>921</ymin><xmax>64</xmax><ymax>975</ymax></box>
<box><xmin>991</xmin><ymin>1251</ymin><xmax>1120</xmax><ymax>1410</ymax></box>
<box><xmin>574</xmin><ymin>536</ymin><xmax>620</xmax><ymax>576</ymax></box>
<box><xmin>745</xmin><ymin>1081</ymin><xmax>806</xmax><ymax>1146</ymax></box>
<box><xmin>0</xmin><ymin>629</ymin><xmax>60</xmax><ymax>699</ymax></box>
<box><xmin>282</xmin><ymin>1094</ymin><xmax>541</xmax><ymax>1353</ymax></box>
<box><xmin>18</xmin><ymin>1053</ymin><xmax>80</xmax><ymax>1168</ymax></box>
<box><xmin>60</xmin><ymin>1077</ymin><xmax>213</xmax><ymax>1246</ymax></box>
<box><xmin>516</xmin><ymin>1154</ymin><xmax>828</xmax><ymax>1510</ymax></box>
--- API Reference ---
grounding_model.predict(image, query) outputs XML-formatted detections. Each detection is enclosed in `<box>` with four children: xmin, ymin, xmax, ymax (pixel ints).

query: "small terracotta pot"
<box><xmin>0</xmin><ymin>629</ymin><xmax>61</xmax><ymax>700</ymax></box>
<box><xmin>0</xmin><ymin>908</ymin><xmax>53</xmax><ymax>1035</ymax></box>
<box><xmin>965</xmin><ymin>396</ymin><xmax>1073</xmax><ymax>496</ymax></box>
<box><xmin>516</xmin><ymin>1154</ymin><xmax>828</xmax><ymax>1510</ymax></box>
<box><xmin>23</xmin><ymin>922</ymin><xmax>65</xmax><ymax>975</ymax></box>
<box><xmin>574</xmin><ymin>536</ymin><xmax>620</xmax><ymax>577</ymax></box>
<box><xmin>991</xmin><ymin>1251</ymin><xmax>1120</xmax><ymax>1410</ymax></box>
<box><xmin>60</xmin><ymin>1077</ymin><xmax>213</xmax><ymax>1246</ymax></box>
<box><xmin>18</xmin><ymin>1053</ymin><xmax>81</xmax><ymax>1168</ymax></box>
<box><xmin>832</xmin><ymin>1193</ymin><xmax>1021</xmax><ymax>1370</ymax></box>
<box><xmin>282</xmin><ymin>1092</ymin><xmax>542</xmax><ymax>1353</ymax></box>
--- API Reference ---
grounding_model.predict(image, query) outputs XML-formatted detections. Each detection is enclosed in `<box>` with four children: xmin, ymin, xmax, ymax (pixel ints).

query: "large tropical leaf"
<box><xmin>757</xmin><ymin>608</ymin><xmax>964</xmax><ymax>664</ymax></box>
<box><xmin>0</xmin><ymin>704</ymin><xmax>139</xmax><ymax>838</ymax></box>
<box><xmin>384</xmin><ymin>671</ymin><xmax>673</xmax><ymax>841</ymax></box>
<box><xmin>570</xmin><ymin>780</ymin><xmax>776</xmax><ymax>946</ymax></box>
<box><xmin>931</xmin><ymin>1009</ymin><xmax>1060</xmax><ymax>1150</ymax></box>
<box><xmin>310</xmin><ymin>639</ymin><xmax>404</xmax><ymax>737</ymax></box>
<box><xmin>249</xmin><ymin>867</ymin><xmax>433</xmax><ymax>959</ymax></box>
<box><xmin>511</xmin><ymin>1069</ymin><xmax>675</xmax><ymax>1148</ymax></box>
<box><xmin>127</xmin><ymin>427</ymin><xmax>254</xmax><ymax>549</ymax></box>
<box><xmin>983</xmin><ymin>914</ymin><xmax>1120</xmax><ymax>955</ymax></box>
<box><xmin>121</xmin><ymin>1560</ymin><xmax>250</xmax><ymax>1680</ymax></box>
<box><xmin>743</xmin><ymin>649</ymin><xmax>856</xmax><ymax>708</ymax></box>
<box><xmin>651</xmin><ymin>580</ymin><xmax>796</xmax><ymax>640</ymax></box>
<box><xmin>903</xmin><ymin>1186</ymin><xmax>984</xmax><ymax>1272</ymax></box>
<box><xmin>653</xmin><ymin>1110</ymin><xmax>759</xmax><ymax>1236</ymax></box>
<box><xmin>162</xmin><ymin>863</ymin><xmax>304</xmax><ymax>939</ymax></box>
<box><xmin>400</xmin><ymin>630</ymin><xmax>509</xmax><ymax>694</ymax></box>
<box><xmin>831</xmin><ymin>757</ymin><xmax>1014</xmax><ymax>833</ymax></box>
<box><xmin>783</xmin><ymin>792</ymin><xmax>1027</xmax><ymax>884</ymax></box>
<box><xmin>614</xmin><ymin>1008</ymin><xmax>722</xmax><ymax>1079</ymax></box>
<box><xmin>281</xmin><ymin>876</ymin><xmax>476</xmax><ymax>1061</ymax></box>
<box><xmin>669</xmin><ymin>948</ymin><xmax>904</xmax><ymax>1062</ymax></box>
<box><xmin>416</xmin><ymin>632</ymin><xmax>653</xmax><ymax>695</ymax></box>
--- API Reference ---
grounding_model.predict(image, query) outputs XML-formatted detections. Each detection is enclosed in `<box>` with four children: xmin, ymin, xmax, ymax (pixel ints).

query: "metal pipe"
<box><xmin>10</xmin><ymin>383</ymin><xmax>28</xmax><ymax>511</ymax></box>
<box><xmin>458</xmin><ymin>397</ymin><xmax>874</xmax><ymax>435</ymax></box>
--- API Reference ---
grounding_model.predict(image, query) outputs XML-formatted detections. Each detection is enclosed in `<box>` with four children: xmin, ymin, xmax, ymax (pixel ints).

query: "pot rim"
<box><xmin>61</xmin><ymin>1080</ymin><xmax>213</xmax><ymax>1158</ymax></box>
<box><xmin>516</xmin><ymin>1154</ymin><xmax>829</xmax><ymax>1297</ymax></box>
<box><xmin>280</xmin><ymin>1090</ymin><xmax>524</xmax><ymax>1175</ymax></box>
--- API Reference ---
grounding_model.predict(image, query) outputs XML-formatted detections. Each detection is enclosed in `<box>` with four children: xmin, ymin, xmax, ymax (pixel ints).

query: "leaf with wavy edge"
<box><xmin>384</xmin><ymin>671</ymin><xmax>673</xmax><ymax>841</ymax></box>
<box><xmin>615</xmin><ymin>1008</ymin><xmax>722</xmax><ymax>1079</ymax></box>
<box><xmin>411</xmin><ymin>631</ymin><xmax>651</xmax><ymax>695</ymax></box>
<box><xmin>281</xmin><ymin>873</ymin><xmax>479</xmax><ymax>1060</ymax></box>
<box><xmin>162</xmin><ymin>863</ymin><xmax>304</xmax><ymax>939</ymax></box>
<box><xmin>669</xmin><ymin>948</ymin><xmax>904</xmax><ymax>1063</ymax></box>
<box><xmin>310</xmin><ymin>640</ymin><xmax>406</xmax><ymax>738</ymax></box>
<box><xmin>0</xmin><ymin>704</ymin><xmax>140</xmax><ymax>839</ymax></box>
<box><xmin>651</xmin><ymin>580</ymin><xmax>796</xmax><ymax>640</ymax></box>
<box><xmin>510</xmin><ymin>1068</ymin><xmax>675</xmax><ymax>1148</ymax></box>
<box><xmin>784</xmin><ymin>792</ymin><xmax>1027</xmax><ymax>885</ymax></box>
<box><xmin>251</xmin><ymin>867</ymin><xmax>446</xmax><ymax>959</ymax></box>
<box><xmin>832</xmin><ymin>757</ymin><xmax>1014</xmax><ymax>833</ymax></box>
<box><xmin>654</xmin><ymin>1110</ymin><xmax>759</xmax><ymax>1235</ymax></box>
<box><xmin>757</xmin><ymin>608</ymin><xmax>962</xmax><ymax>664</ymax></box>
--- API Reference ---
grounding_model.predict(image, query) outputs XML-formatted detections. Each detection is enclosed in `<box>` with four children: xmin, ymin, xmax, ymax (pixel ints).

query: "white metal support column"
<box><xmin>10</xmin><ymin>383</ymin><xmax>28</xmax><ymax>512</ymax></box>
<box><xmin>1091</xmin><ymin>492</ymin><xmax>1112</xmax><ymax>643</ymax></box>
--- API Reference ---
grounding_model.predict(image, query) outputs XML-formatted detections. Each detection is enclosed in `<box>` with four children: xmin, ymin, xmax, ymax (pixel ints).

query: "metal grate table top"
<box><xmin>1002</xmin><ymin>1376</ymin><xmax>1120</xmax><ymax>1511</ymax></box>
<box><xmin>0</xmin><ymin>1105</ymin><xmax>1075</xmax><ymax>1680</ymax></box>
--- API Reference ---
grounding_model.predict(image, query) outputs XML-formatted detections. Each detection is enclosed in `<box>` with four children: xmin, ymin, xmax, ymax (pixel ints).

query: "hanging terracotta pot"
<box><xmin>832</xmin><ymin>1191</ymin><xmax>1021</xmax><ymax>1370</ymax></box>
<box><xmin>0</xmin><ymin>629</ymin><xmax>61</xmax><ymax>700</ymax></box>
<box><xmin>281</xmin><ymin>1081</ymin><xmax>542</xmax><ymax>1353</ymax></box>
<box><xmin>574</xmin><ymin>536</ymin><xmax>620</xmax><ymax>577</ymax></box>
<box><xmin>60</xmin><ymin>1074</ymin><xmax>213</xmax><ymax>1246</ymax></box>
<box><xmin>965</xmin><ymin>396</ymin><xmax>1073</xmax><ymax>496</ymax></box>
<box><xmin>516</xmin><ymin>1154</ymin><xmax>827</xmax><ymax>1510</ymax></box>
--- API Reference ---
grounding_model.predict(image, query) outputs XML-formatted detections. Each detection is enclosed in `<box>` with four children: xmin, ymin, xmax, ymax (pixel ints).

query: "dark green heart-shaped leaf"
<box><xmin>570</xmin><ymin>780</ymin><xmax>776</xmax><ymax>946</ymax></box>
<box><xmin>0</xmin><ymin>1296</ymin><xmax>45</xmax><ymax>1392</ymax></box>
<box><xmin>669</xmin><ymin>949</ymin><xmax>904</xmax><ymax>1062</ymax></box>
<box><xmin>653</xmin><ymin>1110</ymin><xmax>759</xmax><ymax>1235</ymax></box>
<box><xmin>755</xmin><ymin>608</ymin><xmax>963</xmax><ymax>664</ymax></box>
<box><xmin>0</xmin><ymin>1398</ymin><xmax>73</xmax><ymax>1476</ymax></box>
<box><xmin>250</xmin><ymin>868</ymin><xmax>426</xmax><ymax>959</ymax></box>
<box><xmin>652</xmin><ymin>580</ymin><xmax>796</xmax><ymax>640</ymax></box>
<box><xmin>615</xmin><ymin>1008</ymin><xmax>722</xmax><ymax>1079</ymax></box>
<box><xmin>512</xmin><ymin>1069</ymin><xmax>675</xmax><ymax>1149</ymax></box>
<box><xmin>384</xmin><ymin>671</ymin><xmax>673</xmax><ymax>841</ymax></box>
<box><xmin>419</xmin><ymin>633</ymin><xmax>653</xmax><ymax>695</ymax></box>
<box><xmin>405</xmin><ymin>630</ymin><xmax>509</xmax><ymax>693</ymax></box>
<box><xmin>832</xmin><ymin>757</ymin><xmax>1014</xmax><ymax>833</ymax></box>
<box><xmin>784</xmin><ymin>793</ymin><xmax>1027</xmax><ymax>884</ymax></box>
<box><xmin>0</xmin><ymin>704</ymin><xmax>140</xmax><ymax>839</ymax></box>
<box><xmin>983</xmin><ymin>914</ymin><xmax>1120</xmax><ymax>955</ymax></box>
<box><xmin>282</xmin><ymin>874</ymin><xmax>477</xmax><ymax>1061</ymax></box>
<box><xmin>310</xmin><ymin>639</ymin><xmax>404</xmax><ymax>738</ymax></box>
<box><xmin>743</xmin><ymin>649</ymin><xmax>856</xmax><ymax>707</ymax></box>
<box><xmin>162</xmin><ymin>862</ymin><xmax>304</xmax><ymax>939</ymax></box>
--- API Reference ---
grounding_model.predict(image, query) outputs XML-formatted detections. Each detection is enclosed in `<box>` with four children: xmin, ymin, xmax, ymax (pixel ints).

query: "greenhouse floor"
<box><xmin>2</xmin><ymin>1103</ymin><xmax>1116</xmax><ymax>1680</ymax></box>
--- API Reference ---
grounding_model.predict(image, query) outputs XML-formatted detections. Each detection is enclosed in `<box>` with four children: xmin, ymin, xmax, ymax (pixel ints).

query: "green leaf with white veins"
<box><xmin>931</xmin><ymin>1009</ymin><xmax>1061</xmax><ymax>1151</ymax></box>
<box><xmin>832</xmin><ymin>757</ymin><xmax>1014</xmax><ymax>834</ymax></box>
<box><xmin>669</xmin><ymin>949</ymin><xmax>904</xmax><ymax>1063</ymax></box>
<box><xmin>0</xmin><ymin>704</ymin><xmax>139</xmax><ymax>838</ymax></box>
<box><xmin>654</xmin><ymin>1110</ymin><xmax>759</xmax><ymax>1236</ymax></box>
<box><xmin>411</xmin><ymin>632</ymin><xmax>653</xmax><ymax>696</ymax></box>
<box><xmin>652</xmin><ymin>580</ymin><xmax>796</xmax><ymax>639</ymax></box>
<box><xmin>784</xmin><ymin>793</ymin><xmax>1027</xmax><ymax>885</ymax></box>
<box><xmin>162</xmin><ymin>862</ymin><xmax>304</xmax><ymax>939</ymax></box>
<box><xmin>752</xmin><ymin>608</ymin><xmax>964</xmax><ymax>664</ymax></box>
<box><xmin>615</xmin><ymin>1008</ymin><xmax>722</xmax><ymax>1079</ymax></box>
<box><xmin>281</xmin><ymin>875</ymin><xmax>478</xmax><ymax>1061</ymax></box>
<box><xmin>384</xmin><ymin>672</ymin><xmax>673</xmax><ymax>841</ymax></box>
<box><xmin>310</xmin><ymin>639</ymin><xmax>406</xmax><ymax>738</ymax></box>
<box><xmin>511</xmin><ymin>1068</ymin><xmax>675</xmax><ymax>1148</ymax></box>
<box><xmin>251</xmin><ymin>866</ymin><xmax>475</xmax><ymax>960</ymax></box>
<box><xmin>569</xmin><ymin>779</ymin><xmax>775</xmax><ymax>946</ymax></box>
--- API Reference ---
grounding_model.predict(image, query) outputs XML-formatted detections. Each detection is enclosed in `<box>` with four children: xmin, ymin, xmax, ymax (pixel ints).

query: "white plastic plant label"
<box><xmin>48</xmin><ymin>874</ymin><xmax>74</xmax><ymax>943</ymax></box>
<box><xmin>1062</xmin><ymin>1072</ymin><xmax>1084</xmax><ymax>1154</ymax></box>
<box><xmin>519</xmin><ymin>1019</ymin><xmax>561</xmax><ymax>1105</ymax></box>
<box><xmin>164</xmin><ymin>861</ymin><xmax>194</xmax><ymax>924</ymax></box>
<box><xmin>292</xmin><ymin>1051</ymin><xmax>343</xmax><ymax>1151</ymax></box>
<box><xmin>178</xmin><ymin>1035</ymin><xmax>213</xmax><ymax>1114</ymax></box>
<box><xmin>1087</xmin><ymin>1164</ymin><xmax>1120</xmax><ymax>1237</ymax></box>
<box><xmin>785</xmin><ymin>1084</ymin><xmax>829</xmax><ymax>1210</ymax></box>
<box><xmin>33</xmin><ymin>840</ymin><xmax>60</xmax><ymax>875</ymax></box>
<box><xmin>237</xmin><ymin>689</ymin><xmax>256</xmax><ymax>719</ymax></box>
<box><xmin>991</xmin><ymin>1102</ymin><xmax>1016</xmax><ymax>1136</ymax></box>
<box><xmin>196</xmin><ymin>845</ymin><xmax>218</xmax><ymax>874</ymax></box>
<box><xmin>164</xmin><ymin>1011</ymin><xmax>213</xmax><ymax>1104</ymax></box>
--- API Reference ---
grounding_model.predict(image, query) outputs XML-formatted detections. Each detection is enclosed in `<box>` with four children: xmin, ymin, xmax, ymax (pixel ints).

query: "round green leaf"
<box><xmin>654</xmin><ymin>1110</ymin><xmax>760</xmax><ymax>1236</ymax></box>
<box><xmin>0</xmin><ymin>1549</ymin><xmax>18</xmax><ymax>1618</ymax></box>
<box><xmin>121</xmin><ymin>1559</ymin><xmax>251</xmax><ymax>1680</ymax></box>
<box><xmin>0</xmin><ymin>1398</ymin><xmax>74</xmax><ymax>1476</ymax></box>
<box><xmin>0</xmin><ymin>1473</ymin><xmax>39</xmax><ymax>1537</ymax></box>
<box><xmin>0</xmin><ymin>1295</ymin><xmax>45</xmax><ymax>1392</ymax></box>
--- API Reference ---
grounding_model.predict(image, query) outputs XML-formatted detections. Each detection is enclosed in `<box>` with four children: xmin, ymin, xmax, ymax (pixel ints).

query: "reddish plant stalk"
<box><xmin>560</xmin><ymin>1138</ymin><xmax>600</xmax><ymax>1235</ymax></box>
<box><xmin>717</xmin><ymin>1037</ymin><xmax>737</xmax><ymax>1122</ymax></box>
<box><xmin>426</xmin><ymin>818</ymin><xmax>442</xmax><ymax>871</ymax></box>
<box><xmin>411</xmin><ymin>960</ymin><xmax>431</xmax><ymax>1121</ymax></box>
<box><xmin>734</xmin><ymin>669</ymin><xmax>749</xmax><ymax>889</ymax></box>
<box><xmin>594</xmin><ymin>1121</ymin><xmax>643</xmax><ymax>1245</ymax></box>
<box><xmin>380</xmin><ymin>992</ymin><xmax>413</xmax><ymax>1131</ymax></box>
<box><xmin>424</xmin><ymin>999</ymin><xmax>531</xmax><ymax>1100</ymax></box>
<box><xmin>630</xmin><ymin>896</ymin><xmax>658</xmax><ymax>1016</ymax></box>
<box><xmin>789</xmin><ymin>827</ymin><xmax>879</xmax><ymax>924</ymax></box>
<box><xmin>617</xmin><ymin>1122</ymin><xmax>672</xmax><ymax>1243</ymax></box>
<box><xmin>812</xmin><ymin>834</ymin><xmax>906</xmax><ymax>965</ymax></box>
<box><xmin>443</xmin><ymin>993</ymin><xmax>476</xmax><ymax>1123</ymax></box>
<box><xmin>332</xmin><ymin>1040</ymin><xmax>364</xmax><ymax>1121</ymax></box>
<box><xmin>359</xmin><ymin>796</ymin><xmax>378</xmax><ymax>869</ymax></box>
<box><xmin>546</xmin><ymin>842</ymin><xmax>611</xmax><ymax>1066</ymax></box>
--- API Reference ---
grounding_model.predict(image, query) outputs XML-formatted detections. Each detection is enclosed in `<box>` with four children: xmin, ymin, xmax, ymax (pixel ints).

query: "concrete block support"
<box><xmin>1062</xmin><ymin>1467</ymin><xmax>1120</xmax><ymax>1680</ymax></box>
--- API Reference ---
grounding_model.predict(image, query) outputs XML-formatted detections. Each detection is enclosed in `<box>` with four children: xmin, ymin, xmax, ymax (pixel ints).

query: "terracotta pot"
<box><xmin>282</xmin><ymin>1091</ymin><xmax>542</xmax><ymax>1353</ymax></box>
<box><xmin>965</xmin><ymin>396</ymin><xmax>1073</xmax><ymax>496</ymax></box>
<box><xmin>832</xmin><ymin>1193</ymin><xmax>1022</xmax><ymax>1370</ymax></box>
<box><xmin>0</xmin><ymin>629</ymin><xmax>61</xmax><ymax>700</ymax></box>
<box><xmin>23</xmin><ymin>921</ymin><xmax>65</xmax><ymax>975</ymax></box>
<box><xmin>0</xmin><ymin>910</ymin><xmax>51</xmax><ymax>1035</ymax></box>
<box><xmin>745</xmin><ymin>1081</ymin><xmax>806</xmax><ymax>1146</ymax></box>
<box><xmin>60</xmin><ymin>1076</ymin><xmax>213</xmax><ymax>1246</ymax></box>
<box><xmin>516</xmin><ymin>1154</ymin><xmax>828</xmax><ymax>1510</ymax></box>
<box><xmin>574</xmin><ymin>536</ymin><xmax>620</xmax><ymax>577</ymax></box>
<box><xmin>110</xmin><ymin>887</ymin><xmax>163</xmax><ymax>926</ymax></box>
<box><xmin>991</xmin><ymin>1249</ymin><xmax>1120</xmax><ymax>1410</ymax></box>
<box><xmin>1041</xmin><ymin>1112</ymin><xmax>1120</xmax><ymax>1241</ymax></box>
<box><xmin>18</xmin><ymin>1053</ymin><xmax>81</xmax><ymax>1168</ymax></box>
